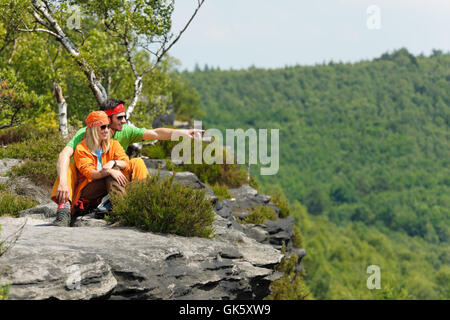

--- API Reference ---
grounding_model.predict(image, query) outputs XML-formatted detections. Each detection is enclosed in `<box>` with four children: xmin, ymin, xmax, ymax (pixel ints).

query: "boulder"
<box><xmin>261</xmin><ymin>217</ymin><xmax>295</xmax><ymax>250</ymax></box>
<box><xmin>243</xmin><ymin>225</ymin><xmax>269</xmax><ymax>243</ymax></box>
<box><xmin>6</xmin><ymin>176</ymin><xmax>51</xmax><ymax>205</ymax></box>
<box><xmin>0</xmin><ymin>157</ymin><xmax>306</xmax><ymax>300</ymax></box>
<box><xmin>0</xmin><ymin>158</ymin><xmax>23</xmax><ymax>185</ymax></box>
<box><xmin>0</xmin><ymin>158</ymin><xmax>23</xmax><ymax>176</ymax></box>
<box><xmin>227</xmin><ymin>184</ymin><xmax>273</xmax><ymax>215</ymax></box>
<box><xmin>142</xmin><ymin>158</ymin><xmax>167</xmax><ymax>170</ymax></box>
<box><xmin>214</xmin><ymin>199</ymin><xmax>235</xmax><ymax>219</ymax></box>
<box><xmin>147</xmin><ymin>169</ymin><xmax>218</xmax><ymax>205</ymax></box>
<box><xmin>152</xmin><ymin>103</ymin><xmax>175</xmax><ymax>129</ymax></box>
<box><xmin>19</xmin><ymin>202</ymin><xmax>57</xmax><ymax>220</ymax></box>
<box><xmin>0</xmin><ymin>214</ymin><xmax>283</xmax><ymax>300</ymax></box>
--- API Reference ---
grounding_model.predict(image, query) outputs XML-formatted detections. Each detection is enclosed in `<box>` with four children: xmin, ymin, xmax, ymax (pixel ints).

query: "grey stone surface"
<box><xmin>214</xmin><ymin>200</ymin><xmax>235</xmax><ymax>219</ymax></box>
<box><xmin>0</xmin><ymin>158</ymin><xmax>23</xmax><ymax>176</ymax></box>
<box><xmin>6</xmin><ymin>176</ymin><xmax>51</xmax><ymax>204</ymax></box>
<box><xmin>19</xmin><ymin>202</ymin><xmax>58</xmax><ymax>220</ymax></box>
<box><xmin>227</xmin><ymin>185</ymin><xmax>273</xmax><ymax>215</ymax></box>
<box><xmin>142</xmin><ymin>158</ymin><xmax>167</xmax><ymax>170</ymax></box>
<box><xmin>243</xmin><ymin>225</ymin><xmax>269</xmax><ymax>243</ymax></box>
<box><xmin>72</xmin><ymin>215</ymin><xmax>110</xmax><ymax>228</ymax></box>
<box><xmin>292</xmin><ymin>248</ymin><xmax>307</xmax><ymax>260</ymax></box>
<box><xmin>0</xmin><ymin>158</ymin><xmax>24</xmax><ymax>185</ymax></box>
<box><xmin>152</xmin><ymin>103</ymin><xmax>174</xmax><ymax>129</ymax></box>
<box><xmin>147</xmin><ymin>169</ymin><xmax>218</xmax><ymax>205</ymax></box>
<box><xmin>0</xmin><ymin>214</ymin><xmax>283</xmax><ymax>300</ymax></box>
<box><xmin>0</xmin><ymin>157</ymin><xmax>306</xmax><ymax>300</ymax></box>
<box><xmin>232</xmin><ymin>210</ymin><xmax>251</xmax><ymax>219</ymax></box>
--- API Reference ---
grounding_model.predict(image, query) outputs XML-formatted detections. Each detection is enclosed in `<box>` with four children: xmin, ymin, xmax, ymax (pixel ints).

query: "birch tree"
<box><xmin>3</xmin><ymin>0</ymin><xmax>205</xmax><ymax>124</ymax></box>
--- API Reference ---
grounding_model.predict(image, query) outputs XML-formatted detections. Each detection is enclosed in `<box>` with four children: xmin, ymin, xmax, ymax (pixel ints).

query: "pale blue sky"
<box><xmin>170</xmin><ymin>0</ymin><xmax>450</xmax><ymax>70</ymax></box>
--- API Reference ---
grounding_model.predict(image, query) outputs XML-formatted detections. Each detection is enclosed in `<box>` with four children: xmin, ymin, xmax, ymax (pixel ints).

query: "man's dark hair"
<box><xmin>100</xmin><ymin>98</ymin><xmax>125</xmax><ymax>112</ymax></box>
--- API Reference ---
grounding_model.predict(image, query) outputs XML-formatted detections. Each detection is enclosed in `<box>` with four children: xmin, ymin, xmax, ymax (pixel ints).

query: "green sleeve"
<box><xmin>66</xmin><ymin>127</ymin><xmax>87</xmax><ymax>150</ymax></box>
<box><xmin>127</xmin><ymin>125</ymin><xmax>147</xmax><ymax>144</ymax></box>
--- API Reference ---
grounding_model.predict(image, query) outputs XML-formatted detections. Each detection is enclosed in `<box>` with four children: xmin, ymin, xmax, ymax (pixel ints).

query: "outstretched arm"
<box><xmin>142</xmin><ymin>127</ymin><xmax>204</xmax><ymax>141</ymax></box>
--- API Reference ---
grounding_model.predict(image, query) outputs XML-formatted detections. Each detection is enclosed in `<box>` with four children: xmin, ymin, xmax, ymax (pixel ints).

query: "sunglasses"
<box><xmin>116</xmin><ymin>115</ymin><xmax>127</xmax><ymax>121</ymax></box>
<box><xmin>100</xmin><ymin>124</ymin><xmax>110</xmax><ymax>130</ymax></box>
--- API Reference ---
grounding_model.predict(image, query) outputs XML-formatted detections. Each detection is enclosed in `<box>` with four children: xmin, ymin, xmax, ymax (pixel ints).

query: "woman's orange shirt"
<box><xmin>73</xmin><ymin>139</ymin><xmax>129</xmax><ymax>205</ymax></box>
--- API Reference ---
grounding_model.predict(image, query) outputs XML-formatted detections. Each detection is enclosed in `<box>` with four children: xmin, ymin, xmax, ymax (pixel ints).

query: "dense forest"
<box><xmin>1</xmin><ymin>5</ymin><xmax>449</xmax><ymax>298</ymax></box>
<box><xmin>182</xmin><ymin>49</ymin><xmax>450</xmax><ymax>299</ymax></box>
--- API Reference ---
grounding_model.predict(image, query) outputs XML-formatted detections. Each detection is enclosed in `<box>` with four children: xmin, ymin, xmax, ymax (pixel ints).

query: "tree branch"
<box><xmin>0</xmin><ymin>33</ymin><xmax>18</xmax><ymax>56</ymax></box>
<box><xmin>141</xmin><ymin>0</ymin><xmax>205</xmax><ymax>77</ymax></box>
<box><xmin>32</xmin><ymin>8</ymin><xmax>53</xmax><ymax>30</ymax></box>
<box><xmin>30</xmin><ymin>0</ymin><xmax>107</xmax><ymax>106</ymax></box>
<box><xmin>7</xmin><ymin>37</ymin><xmax>18</xmax><ymax>64</ymax></box>
<box><xmin>17</xmin><ymin>27</ymin><xmax>61</xmax><ymax>38</ymax></box>
<box><xmin>31</xmin><ymin>0</ymin><xmax>78</xmax><ymax>55</ymax></box>
<box><xmin>123</xmin><ymin>34</ymin><xmax>139</xmax><ymax>78</ymax></box>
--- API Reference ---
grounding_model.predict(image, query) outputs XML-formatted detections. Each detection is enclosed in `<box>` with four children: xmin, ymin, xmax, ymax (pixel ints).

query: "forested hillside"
<box><xmin>182</xmin><ymin>49</ymin><xmax>450</xmax><ymax>299</ymax></box>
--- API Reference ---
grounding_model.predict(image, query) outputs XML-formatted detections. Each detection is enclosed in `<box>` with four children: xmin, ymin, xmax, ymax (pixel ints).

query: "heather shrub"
<box><xmin>240</xmin><ymin>205</ymin><xmax>277</xmax><ymax>225</ymax></box>
<box><xmin>8</xmin><ymin>160</ymin><xmax>56</xmax><ymax>187</ymax></box>
<box><xmin>266</xmin><ymin>251</ymin><xmax>312</xmax><ymax>300</ymax></box>
<box><xmin>0</xmin><ymin>125</ymin><xmax>66</xmax><ymax>187</ymax></box>
<box><xmin>292</xmin><ymin>225</ymin><xmax>303</xmax><ymax>248</ymax></box>
<box><xmin>248</xmin><ymin>175</ymin><xmax>259</xmax><ymax>190</ymax></box>
<box><xmin>271</xmin><ymin>192</ymin><xmax>291</xmax><ymax>218</ymax></box>
<box><xmin>0</xmin><ymin>279</ymin><xmax>10</xmax><ymax>300</ymax></box>
<box><xmin>142</xmin><ymin>139</ymin><xmax>179</xmax><ymax>159</ymax></box>
<box><xmin>0</xmin><ymin>128</ymin><xmax>66</xmax><ymax>161</ymax></box>
<box><xmin>142</xmin><ymin>143</ymin><xmax>166</xmax><ymax>159</ymax></box>
<box><xmin>109</xmin><ymin>175</ymin><xmax>215</xmax><ymax>238</ymax></box>
<box><xmin>142</xmin><ymin>137</ymin><xmax>249</xmax><ymax>188</ymax></box>
<box><xmin>0</xmin><ymin>124</ymin><xmax>38</xmax><ymax>145</ymax></box>
<box><xmin>0</xmin><ymin>190</ymin><xmax>38</xmax><ymax>217</ymax></box>
<box><xmin>209</xmin><ymin>183</ymin><xmax>232</xmax><ymax>201</ymax></box>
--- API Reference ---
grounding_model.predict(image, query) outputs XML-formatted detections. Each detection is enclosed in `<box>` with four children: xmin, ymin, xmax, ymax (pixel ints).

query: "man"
<box><xmin>52</xmin><ymin>98</ymin><xmax>203</xmax><ymax>226</ymax></box>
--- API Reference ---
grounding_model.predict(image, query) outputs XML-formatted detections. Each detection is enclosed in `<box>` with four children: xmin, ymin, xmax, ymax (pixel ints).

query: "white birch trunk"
<box><xmin>125</xmin><ymin>77</ymin><xmax>143</xmax><ymax>120</ymax></box>
<box><xmin>54</xmin><ymin>82</ymin><xmax>68</xmax><ymax>138</ymax></box>
<box><xmin>32</xmin><ymin>0</ymin><xmax>108</xmax><ymax>108</ymax></box>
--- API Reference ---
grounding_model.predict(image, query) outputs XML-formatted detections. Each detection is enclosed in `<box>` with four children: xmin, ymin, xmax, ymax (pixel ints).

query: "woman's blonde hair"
<box><xmin>85</xmin><ymin>126</ymin><xmax>111</xmax><ymax>153</ymax></box>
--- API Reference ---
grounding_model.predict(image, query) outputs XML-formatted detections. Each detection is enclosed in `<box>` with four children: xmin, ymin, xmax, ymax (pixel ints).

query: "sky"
<box><xmin>169</xmin><ymin>0</ymin><xmax>450</xmax><ymax>71</ymax></box>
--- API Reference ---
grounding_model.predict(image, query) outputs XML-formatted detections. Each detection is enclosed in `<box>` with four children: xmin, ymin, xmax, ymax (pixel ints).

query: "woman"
<box><xmin>53</xmin><ymin>111</ymin><xmax>129</xmax><ymax>226</ymax></box>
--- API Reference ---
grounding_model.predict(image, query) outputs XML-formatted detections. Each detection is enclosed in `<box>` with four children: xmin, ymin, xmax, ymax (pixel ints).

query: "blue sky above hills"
<box><xmin>170</xmin><ymin>0</ymin><xmax>450</xmax><ymax>70</ymax></box>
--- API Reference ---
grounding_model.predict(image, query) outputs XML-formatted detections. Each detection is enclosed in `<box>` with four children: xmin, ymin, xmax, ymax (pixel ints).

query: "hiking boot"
<box><xmin>52</xmin><ymin>208</ymin><xmax>72</xmax><ymax>227</ymax></box>
<box><xmin>97</xmin><ymin>194</ymin><xmax>112</xmax><ymax>212</ymax></box>
<box><xmin>73</xmin><ymin>198</ymin><xmax>92</xmax><ymax>217</ymax></box>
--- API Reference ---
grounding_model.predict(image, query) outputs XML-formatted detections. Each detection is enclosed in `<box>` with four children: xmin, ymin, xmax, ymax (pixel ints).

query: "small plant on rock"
<box><xmin>266</xmin><ymin>245</ymin><xmax>312</xmax><ymax>300</ymax></box>
<box><xmin>209</xmin><ymin>183</ymin><xmax>232</xmax><ymax>201</ymax></box>
<box><xmin>109</xmin><ymin>175</ymin><xmax>215</xmax><ymax>238</ymax></box>
<box><xmin>0</xmin><ymin>189</ymin><xmax>38</xmax><ymax>217</ymax></box>
<box><xmin>270</xmin><ymin>192</ymin><xmax>290</xmax><ymax>218</ymax></box>
<box><xmin>240</xmin><ymin>205</ymin><xmax>277</xmax><ymax>225</ymax></box>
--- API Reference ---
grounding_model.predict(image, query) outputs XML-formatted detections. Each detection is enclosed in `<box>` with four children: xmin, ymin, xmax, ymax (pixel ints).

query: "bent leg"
<box><xmin>79</xmin><ymin>179</ymin><xmax>108</xmax><ymax>204</ymax></box>
<box><xmin>106</xmin><ymin>168</ymin><xmax>126</xmax><ymax>196</ymax></box>
<box><xmin>124</xmin><ymin>158</ymin><xmax>149</xmax><ymax>182</ymax></box>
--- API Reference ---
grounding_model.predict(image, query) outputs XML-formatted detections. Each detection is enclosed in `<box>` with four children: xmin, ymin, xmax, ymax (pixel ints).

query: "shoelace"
<box><xmin>54</xmin><ymin>211</ymin><xmax>70</xmax><ymax>222</ymax></box>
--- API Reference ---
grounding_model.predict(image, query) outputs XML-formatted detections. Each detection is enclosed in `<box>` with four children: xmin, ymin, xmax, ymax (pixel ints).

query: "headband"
<box><xmin>105</xmin><ymin>104</ymin><xmax>125</xmax><ymax>116</ymax></box>
<box><xmin>85</xmin><ymin>111</ymin><xmax>110</xmax><ymax>128</ymax></box>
